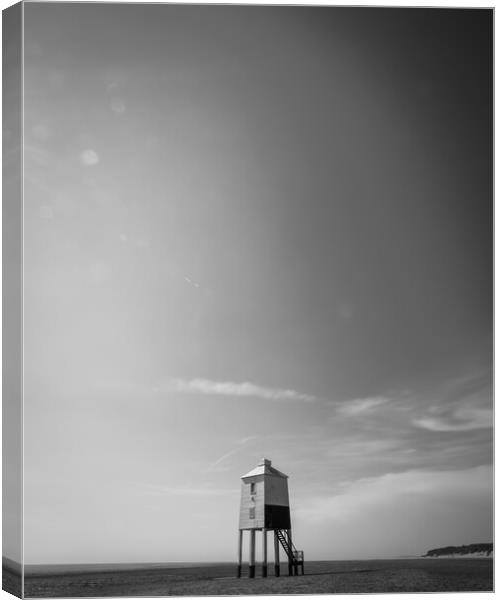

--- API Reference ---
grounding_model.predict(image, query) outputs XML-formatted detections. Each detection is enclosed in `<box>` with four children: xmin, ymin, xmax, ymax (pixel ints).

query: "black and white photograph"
<box><xmin>2</xmin><ymin>2</ymin><xmax>494</xmax><ymax>597</ymax></box>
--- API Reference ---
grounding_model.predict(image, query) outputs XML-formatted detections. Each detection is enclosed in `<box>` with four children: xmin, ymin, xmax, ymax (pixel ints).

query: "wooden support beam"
<box><xmin>237</xmin><ymin>530</ymin><xmax>243</xmax><ymax>578</ymax></box>
<box><xmin>286</xmin><ymin>529</ymin><xmax>293</xmax><ymax>576</ymax></box>
<box><xmin>274</xmin><ymin>530</ymin><xmax>280</xmax><ymax>577</ymax></box>
<box><xmin>249</xmin><ymin>530</ymin><xmax>256</xmax><ymax>578</ymax></box>
<box><xmin>262</xmin><ymin>529</ymin><xmax>267</xmax><ymax>577</ymax></box>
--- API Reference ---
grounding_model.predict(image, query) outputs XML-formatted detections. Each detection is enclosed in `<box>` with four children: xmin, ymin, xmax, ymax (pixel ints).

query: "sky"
<box><xmin>18</xmin><ymin>4</ymin><xmax>493</xmax><ymax>564</ymax></box>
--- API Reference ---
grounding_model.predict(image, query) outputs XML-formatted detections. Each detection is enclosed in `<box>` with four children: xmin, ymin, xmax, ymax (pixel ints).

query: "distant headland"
<box><xmin>424</xmin><ymin>543</ymin><xmax>493</xmax><ymax>558</ymax></box>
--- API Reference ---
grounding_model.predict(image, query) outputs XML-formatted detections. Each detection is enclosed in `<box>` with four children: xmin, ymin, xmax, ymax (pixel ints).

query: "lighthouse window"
<box><xmin>249</xmin><ymin>507</ymin><xmax>255</xmax><ymax>519</ymax></box>
<box><xmin>250</xmin><ymin>483</ymin><xmax>256</xmax><ymax>495</ymax></box>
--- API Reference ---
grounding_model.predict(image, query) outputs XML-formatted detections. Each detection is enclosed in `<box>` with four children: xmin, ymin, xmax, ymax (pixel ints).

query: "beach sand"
<box><xmin>21</xmin><ymin>558</ymin><xmax>493</xmax><ymax>597</ymax></box>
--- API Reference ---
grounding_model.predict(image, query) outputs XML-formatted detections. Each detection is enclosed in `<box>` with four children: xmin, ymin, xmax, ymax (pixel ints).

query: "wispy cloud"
<box><xmin>207</xmin><ymin>436</ymin><xmax>258</xmax><ymax>472</ymax></box>
<box><xmin>292</xmin><ymin>465</ymin><xmax>493</xmax><ymax>559</ymax></box>
<box><xmin>337</xmin><ymin>396</ymin><xmax>390</xmax><ymax>416</ymax></box>
<box><xmin>413</xmin><ymin>406</ymin><xmax>492</xmax><ymax>432</ymax></box>
<box><xmin>413</xmin><ymin>370</ymin><xmax>493</xmax><ymax>432</ymax></box>
<box><xmin>207</xmin><ymin>448</ymin><xmax>240</xmax><ymax>470</ymax></box>
<box><xmin>443</xmin><ymin>368</ymin><xmax>492</xmax><ymax>402</ymax></box>
<box><xmin>296</xmin><ymin>464</ymin><xmax>493</xmax><ymax>524</ymax></box>
<box><xmin>94</xmin><ymin>378</ymin><xmax>316</xmax><ymax>403</ymax></box>
<box><xmin>163</xmin><ymin>378</ymin><xmax>317</xmax><ymax>402</ymax></box>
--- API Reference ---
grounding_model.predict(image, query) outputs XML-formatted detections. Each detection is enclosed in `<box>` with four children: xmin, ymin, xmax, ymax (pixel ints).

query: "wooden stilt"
<box><xmin>286</xmin><ymin>529</ymin><xmax>293</xmax><ymax>576</ymax></box>
<box><xmin>262</xmin><ymin>529</ymin><xmax>267</xmax><ymax>577</ymax></box>
<box><xmin>292</xmin><ymin>532</ymin><xmax>298</xmax><ymax>577</ymax></box>
<box><xmin>249</xmin><ymin>529</ymin><xmax>256</xmax><ymax>578</ymax></box>
<box><xmin>274</xmin><ymin>530</ymin><xmax>280</xmax><ymax>577</ymax></box>
<box><xmin>237</xmin><ymin>530</ymin><xmax>243</xmax><ymax>578</ymax></box>
<box><xmin>290</xmin><ymin>533</ymin><xmax>298</xmax><ymax>575</ymax></box>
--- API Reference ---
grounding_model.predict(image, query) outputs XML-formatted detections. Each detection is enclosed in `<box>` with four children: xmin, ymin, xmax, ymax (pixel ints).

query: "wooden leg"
<box><xmin>287</xmin><ymin>529</ymin><xmax>293</xmax><ymax>576</ymax></box>
<box><xmin>262</xmin><ymin>529</ymin><xmax>267</xmax><ymax>577</ymax></box>
<box><xmin>274</xmin><ymin>531</ymin><xmax>280</xmax><ymax>577</ymax></box>
<box><xmin>249</xmin><ymin>530</ymin><xmax>255</xmax><ymax>578</ymax></box>
<box><xmin>237</xmin><ymin>530</ymin><xmax>243</xmax><ymax>578</ymax></box>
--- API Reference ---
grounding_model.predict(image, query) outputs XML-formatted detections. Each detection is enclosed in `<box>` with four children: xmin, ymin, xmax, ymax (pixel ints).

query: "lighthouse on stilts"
<box><xmin>237</xmin><ymin>458</ymin><xmax>304</xmax><ymax>578</ymax></box>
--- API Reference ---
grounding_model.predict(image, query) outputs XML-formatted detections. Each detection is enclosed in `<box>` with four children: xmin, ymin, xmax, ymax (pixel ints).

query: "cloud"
<box><xmin>207</xmin><ymin>448</ymin><xmax>240</xmax><ymax>471</ymax></box>
<box><xmin>293</xmin><ymin>465</ymin><xmax>493</xmax><ymax>559</ymax></box>
<box><xmin>239</xmin><ymin>435</ymin><xmax>258</xmax><ymax>445</ymax></box>
<box><xmin>206</xmin><ymin>436</ymin><xmax>259</xmax><ymax>472</ymax></box>
<box><xmin>413</xmin><ymin>370</ymin><xmax>492</xmax><ymax>432</ymax></box>
<box><xmin>163</xmin><ymin>378</ymin><xmax>317</xmax><ymax>402</ymax></box>
<box><xmin>94</xmin><ymin>378</ymin><xmax>316</xmax><ymax>403</ymax></box>
<box><xmin>337</xmin><ymin>396</ymin><xmax>390</xmax><ymax>416</ymax></box>
<box><xmin>443</xmin><ymin>369</ymin><xmax>492</xmax><ymax>402</ymax></box>
<box><xmin>80</xmin><ymin>149</ymin><xmax>99</xmax><ymax>166</ymax></box>
<box><xmin>413</xmin><ymin>407</ymin><xmax>492</xmax><ymax>432</ymax></box>
<box><xmin>296</xmin><ymin>464</ymin><xmax>493</xmax><ymax>524</ymax></box>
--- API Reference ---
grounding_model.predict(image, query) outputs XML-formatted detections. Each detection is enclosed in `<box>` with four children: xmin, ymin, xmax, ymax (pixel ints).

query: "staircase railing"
<box><xmin>275</xmin><ymin>530</ymin><xmax>304</xmax><ymax>575</ymax></box>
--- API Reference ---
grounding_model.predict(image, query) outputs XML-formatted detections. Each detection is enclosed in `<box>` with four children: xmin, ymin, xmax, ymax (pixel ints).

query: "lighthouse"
<box><xmin>237</xmin><ymin>458</ymin><xmax>304</xmax><ymax>578</ymax></box>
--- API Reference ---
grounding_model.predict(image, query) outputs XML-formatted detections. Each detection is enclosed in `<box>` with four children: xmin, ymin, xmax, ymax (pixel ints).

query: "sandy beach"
<box><xmin>20</xmin><ymin>558</ymin><xmax>493</xmax><ymax>597</ymax></box>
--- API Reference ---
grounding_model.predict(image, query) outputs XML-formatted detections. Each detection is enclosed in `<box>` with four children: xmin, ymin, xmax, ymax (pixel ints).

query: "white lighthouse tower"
<box><xmin>237</xmin><ymin>458</ymin><xmax>304</xmax><ymax>578</ymax></box>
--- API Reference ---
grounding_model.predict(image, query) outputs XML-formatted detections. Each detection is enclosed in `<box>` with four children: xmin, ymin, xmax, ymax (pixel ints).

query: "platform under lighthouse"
<box><xmin>237</xmin><ymin>458</ymin><xmax>304</xmax><ymax>578</ymax></box>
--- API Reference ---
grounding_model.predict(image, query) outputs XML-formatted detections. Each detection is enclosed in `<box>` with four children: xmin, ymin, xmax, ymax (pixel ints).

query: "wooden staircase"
<box><xmin>276</xmin><ymin>529</ymin><xmax>304</xmax><ymax>575</ymax></box>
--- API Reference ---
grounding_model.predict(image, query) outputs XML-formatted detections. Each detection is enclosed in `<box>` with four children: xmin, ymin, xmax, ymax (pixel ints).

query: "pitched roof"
<box><xmin>241</xmin><ymin>458</ymin><xmax>288</xmax><ymax>479</ymax></box>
